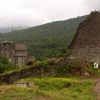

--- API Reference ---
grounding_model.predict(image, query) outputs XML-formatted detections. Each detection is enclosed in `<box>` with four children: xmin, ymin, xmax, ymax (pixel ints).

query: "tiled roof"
<box><xmin>0</xmin><ymin>41</ymin><xmax>14</xmax><ymax>44</ymax></box>
<box><xmin>15</xmin><ymin>44</ymin><xmax>27</xmax><ymax>51</ymax></box>
<box><xmin>0</xmin><ymin>41</ymin><xmax>27</xmax><ymax>51</ymax></box>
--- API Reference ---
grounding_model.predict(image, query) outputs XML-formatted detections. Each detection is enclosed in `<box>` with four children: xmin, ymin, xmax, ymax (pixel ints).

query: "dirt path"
<box><xmin>94</xmin><ymin>79</ymin><xmax>100</xmax><ymax>100</ymax></box>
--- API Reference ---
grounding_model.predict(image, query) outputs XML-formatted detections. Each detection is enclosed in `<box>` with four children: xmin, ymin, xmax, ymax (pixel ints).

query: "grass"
<box><xmin>0</xmin><ymin>77</ymin><xmax>96</xmax><ymax>100</ymax></box>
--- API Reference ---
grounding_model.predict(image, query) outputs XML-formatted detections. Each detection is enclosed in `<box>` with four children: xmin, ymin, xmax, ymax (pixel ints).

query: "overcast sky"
<box><xmin>0</xmin><ymin>0</ymin><xmax>100</xmax><ymax>28</ymax></box>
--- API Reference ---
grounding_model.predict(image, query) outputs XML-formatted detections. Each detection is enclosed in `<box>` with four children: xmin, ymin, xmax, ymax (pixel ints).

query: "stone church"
<box><xmin>0</xmin><ymin>41</ymin><xmax>27</xmax><ymax>66</ymax></box>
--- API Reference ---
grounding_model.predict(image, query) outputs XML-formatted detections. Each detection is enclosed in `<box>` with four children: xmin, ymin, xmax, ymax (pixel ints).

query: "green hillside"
<box><xmin>0</xmin><ymin>15</ymin><xmax>87</xmax><ymax>59</ymax></box>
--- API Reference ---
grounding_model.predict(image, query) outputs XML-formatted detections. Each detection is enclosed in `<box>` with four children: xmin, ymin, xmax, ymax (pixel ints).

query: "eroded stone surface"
<box><xmin>69</xmin><ymin>11</ymin><xmax>100</xmax><ymax>64</ymax></box>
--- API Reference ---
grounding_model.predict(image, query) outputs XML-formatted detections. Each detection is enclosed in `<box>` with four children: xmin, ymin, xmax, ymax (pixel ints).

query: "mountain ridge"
<box><xmin>0</xmin><ymin>15</ymin><xmax>88</xmax><ymax>59</ymax></box>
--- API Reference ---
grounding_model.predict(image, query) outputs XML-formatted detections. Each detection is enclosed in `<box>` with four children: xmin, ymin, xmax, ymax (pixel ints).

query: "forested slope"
<box><xmin>0</xmin><ymin>15</ymin><xmax>87</xmax><ymax>59</ymax></box>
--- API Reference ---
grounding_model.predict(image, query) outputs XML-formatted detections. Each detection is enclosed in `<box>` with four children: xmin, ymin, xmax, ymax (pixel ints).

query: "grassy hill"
<box><xmin>0</xmin><ymin>15</ymin><xmax>87</xmax><ymax>59</ymax></box>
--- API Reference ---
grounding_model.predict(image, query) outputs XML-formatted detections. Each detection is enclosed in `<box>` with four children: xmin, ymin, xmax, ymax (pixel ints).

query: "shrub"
<box><xmin>56</xmin><ymin>63</ymin><xmax>82</xmax><ymax>76</ymax></box>
<box><xmin>0</xmin><ymin>58</ymin><xmax>16</xmax><ymax>73</ymax></box>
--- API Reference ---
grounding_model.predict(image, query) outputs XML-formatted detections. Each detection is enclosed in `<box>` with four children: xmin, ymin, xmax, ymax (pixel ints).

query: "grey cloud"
<box><xmin>0</xmin><ymin>0</ymin><xmax>97</xmax><ymax>28</ymax></box>
<box><xmin>84</xmin><ymin>0</ymin><xmax>100</xmax><ymax>11</ymax></box>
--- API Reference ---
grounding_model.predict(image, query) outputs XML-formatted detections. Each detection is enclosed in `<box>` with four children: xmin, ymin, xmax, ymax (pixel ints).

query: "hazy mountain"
<box><xmin>0</xmin><ymin>26</ymin><xmax>25</xmax><ymax>33</ymax></box>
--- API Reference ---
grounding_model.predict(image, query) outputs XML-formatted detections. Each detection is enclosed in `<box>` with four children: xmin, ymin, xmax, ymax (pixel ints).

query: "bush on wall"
<box><xmin>0</xmin><ymin>58</ymin><xmax>16</xmax><ymax>73</ymax></box>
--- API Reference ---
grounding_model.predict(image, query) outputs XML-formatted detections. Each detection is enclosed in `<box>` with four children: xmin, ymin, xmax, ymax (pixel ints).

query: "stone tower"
<box><xmin>69</xmin><ymin>11</ymin><xmax>100</xmax><ymax>64</ymax></box>
<box><xmin>0</xmin><ymin>41</ymin><xmax>27</xmax><ymax>66</ymax></box>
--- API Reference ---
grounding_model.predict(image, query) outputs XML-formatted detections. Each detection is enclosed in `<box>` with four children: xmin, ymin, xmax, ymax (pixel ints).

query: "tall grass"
<box><xmin>0</xmin><ymin>77</ymin><xmax>96</xmax><ymax>100</ymax></box>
